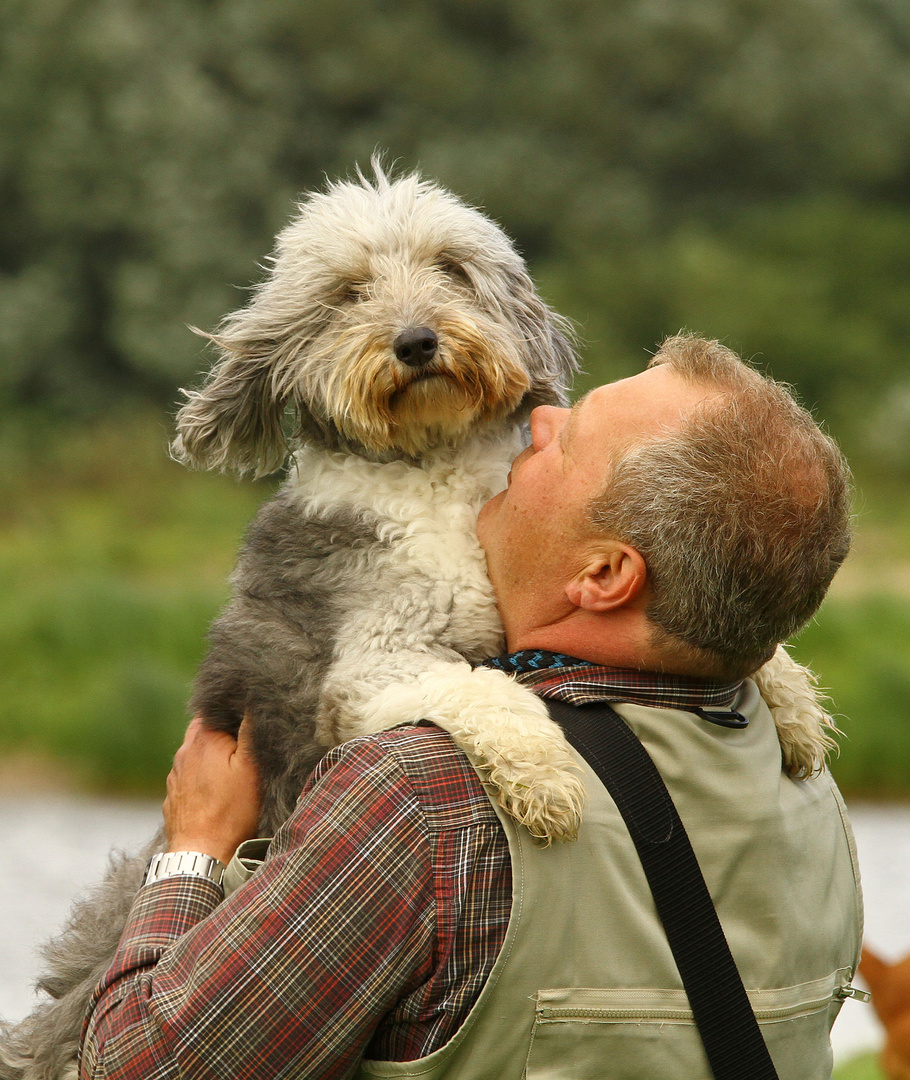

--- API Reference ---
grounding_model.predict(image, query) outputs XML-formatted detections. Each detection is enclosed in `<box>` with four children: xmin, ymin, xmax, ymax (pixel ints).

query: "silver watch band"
<box><xmin>143</xmin><ymin>851</ymin><xmax>226</xmax><ymax>890</ymax></box>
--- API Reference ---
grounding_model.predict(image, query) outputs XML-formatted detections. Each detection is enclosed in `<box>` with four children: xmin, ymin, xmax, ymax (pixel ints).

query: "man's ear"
<box><xmin>565</xmin><ymin>544</ymin><xmax>647</xmax><ymax>612</ymax></box>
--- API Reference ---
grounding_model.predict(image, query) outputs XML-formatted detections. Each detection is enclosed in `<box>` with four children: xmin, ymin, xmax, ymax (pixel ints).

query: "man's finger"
<box><xmin>182</xmin><ymin>716</ymin><xmax>207</xmax><ymax>745</ymax></box>
<box><xmin>175</xmin><ymin>716</ymin><xmax>208</xmax><ymax>759</ymax></box>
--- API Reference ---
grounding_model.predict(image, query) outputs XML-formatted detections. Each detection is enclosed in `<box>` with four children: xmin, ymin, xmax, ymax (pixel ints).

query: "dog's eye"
<box><xmin>436</xmin><ymin>258</ymin><xmax>471</xmax><ymax>285</ymax></box>
<box><xmin>339</xmin><ymin>282</ymin><xmax>367</xmax><ymax>303</ymax></box>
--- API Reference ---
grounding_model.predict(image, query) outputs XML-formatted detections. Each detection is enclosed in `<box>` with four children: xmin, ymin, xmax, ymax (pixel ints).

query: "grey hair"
<box><xmin>589</xmin><ymin>334</ymin><xmax>852</xmax><ymax>677</ymax></box>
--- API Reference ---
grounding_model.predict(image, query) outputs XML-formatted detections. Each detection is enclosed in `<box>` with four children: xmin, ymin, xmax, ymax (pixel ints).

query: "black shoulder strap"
<box><xmin>546</xmin><ymin>697</ymin><xmax>780</xmax><ymax>1080</ymax></box>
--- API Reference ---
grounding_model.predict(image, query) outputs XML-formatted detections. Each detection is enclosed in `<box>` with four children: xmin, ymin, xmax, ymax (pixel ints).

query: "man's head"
<box><xmin>477</xmin><ymin>333</ymin><xmax>851</xmax><ymax>678</ymax></box>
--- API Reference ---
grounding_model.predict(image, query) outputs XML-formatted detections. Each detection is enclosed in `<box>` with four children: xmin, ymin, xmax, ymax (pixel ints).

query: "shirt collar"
<box><xmin>480</xmin><ymin>650</ymin><xmax>744</xmax><ymax>712</ymax></box>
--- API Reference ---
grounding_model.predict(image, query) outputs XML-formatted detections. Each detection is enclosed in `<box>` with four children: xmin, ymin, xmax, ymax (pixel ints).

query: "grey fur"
<box><xmin>1</xmin><ymin>162</ymin><xmax>577</xmax><ymax>1079</ymax></box>
<box><xmin>195</xmin><ymin>496</ymin><xmax>384</xmax><ymax>831</ymax></box>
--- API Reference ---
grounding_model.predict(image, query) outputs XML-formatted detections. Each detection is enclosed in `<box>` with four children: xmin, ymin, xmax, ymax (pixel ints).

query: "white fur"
<box><xmin>753</xmin><ymin>645</ymin><xmax>840</xmax><ymax>777</ymax></box>
<box><xmin>287</xmin><ymin>427</ymin><xmax>586</xmax><ymax>841</ymax></box>
<box><xmin>168</xmin><ymin>163</ymin><xmax>586</xmax><ymax>843</ymax></box>
<box><xmin>365</xmin><ymin>663</ymin><xmax>585</xmax><ymax>842</ymax></box>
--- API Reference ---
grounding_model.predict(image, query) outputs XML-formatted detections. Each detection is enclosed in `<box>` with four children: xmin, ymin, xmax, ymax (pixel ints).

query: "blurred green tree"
<box><xmin>1</xmin><ymin>0</ymin><xmax>909</xmax><ymax>793</ymax></box>
<box><xmin>1</xmin><ymin>0</ymin><xmax>909</xmax><ymax>426</ymax></box>
<box><xmin>539</xmin><ymin>198</ymin><xmax>910</xmax><ymax>453</ymax></box>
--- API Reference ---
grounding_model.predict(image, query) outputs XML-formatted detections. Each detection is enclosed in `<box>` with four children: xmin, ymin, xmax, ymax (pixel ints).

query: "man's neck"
<box><xmin>507</xmin><ymin>610</ymin><xmax>717</xmax><ymax>678</ymax></box>
<box><xmin>507</xmin><ymin>609</ymin><xmax>657</xmax><ymax>670</ymax></box>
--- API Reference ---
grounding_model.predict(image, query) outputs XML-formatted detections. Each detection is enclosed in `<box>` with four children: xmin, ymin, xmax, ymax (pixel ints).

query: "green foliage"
<box><xmin>537</xmin><ymin>197</ymin><xmax>910</xmax><ymax>471</ymax></box>
<box><xmin>2</xmin><ymin>1</ymin><xmax>910</xmax><ymax>793</ymax></box>
<box><xmin>0</xmin><ymin>413</ymin><xmax>269</xmax><ymax>792</ymax></box>
<box><xmin>0</xmin><ymin>419</ymin><xmax>907</xmax><ymax>796</ymax></box>
<box><xmin>0</xmin><ymin>575</ymin><xmax>212</xmax><ymax>788</ymax></box>
<box><xmin>786</xmin><ymin>475</ymin><xmax>910</xmax><ymax>795</ymax></box>
<box><xmin>2</xmin><ymin>0</ymin><xmax>910</xmax><ymax>416</ymax></box>
<box><xmin>832</xmin><ymin>1051</ymin><xmax>885</xmax><ymax>1080</ymax></box>
<box><xmin>792</xmin><ymin>593</ymin><xmax>910</xmax><ymax>796</ymax></box>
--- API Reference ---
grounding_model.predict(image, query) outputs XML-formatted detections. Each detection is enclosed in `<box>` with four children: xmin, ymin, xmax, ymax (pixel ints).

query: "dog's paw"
<box><xmin>364</xmin><ymin>662</ymin><xmax>585</xmax><ymax>843</ymax></box>
<box><xmin>753</xmin><ymin>645</ymin><xmax>840</xmax><ymax>778</ymax></box>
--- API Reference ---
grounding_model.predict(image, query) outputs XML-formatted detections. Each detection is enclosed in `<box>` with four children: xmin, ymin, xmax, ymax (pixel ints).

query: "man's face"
<box><xmin>476</xmin><ymin>364</ymin><xmax>713</xmax><ymax>648</ymax></box>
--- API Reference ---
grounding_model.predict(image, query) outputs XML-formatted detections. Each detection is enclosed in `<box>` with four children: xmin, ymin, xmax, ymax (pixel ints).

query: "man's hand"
<box><xmin>164</xmin><ymin>716</ymin><xmax>261</xmax><ymax>866</ymax></box>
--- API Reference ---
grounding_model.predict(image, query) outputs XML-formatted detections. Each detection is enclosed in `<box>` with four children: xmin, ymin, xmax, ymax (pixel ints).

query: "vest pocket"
<box><xmin>524</xmin><ymin>971</ymin><xmax>855</xmax><ymax>1080</ymax></box>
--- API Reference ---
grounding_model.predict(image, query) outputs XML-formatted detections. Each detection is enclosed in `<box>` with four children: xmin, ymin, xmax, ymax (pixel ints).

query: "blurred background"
<box><xmin>1</xmin><ymin>1</ymin><xmax>909</xmax><ymax>1072</ymax></box>
<box><xmin>3</xmin><ymin>0</ymin><xmax>909</xmax><ymax>797</ymax></box>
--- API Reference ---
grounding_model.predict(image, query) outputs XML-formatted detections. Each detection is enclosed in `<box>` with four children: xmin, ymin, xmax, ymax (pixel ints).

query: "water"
<box><xmin>0</xmin><ymin>794</ymin><xmax>905</xmax><ymax>1064</ymax></box>
<box><xmin>0</xmin><ymin>793</ymin><xmax>160</xmax><ymax>1024</ymax></box>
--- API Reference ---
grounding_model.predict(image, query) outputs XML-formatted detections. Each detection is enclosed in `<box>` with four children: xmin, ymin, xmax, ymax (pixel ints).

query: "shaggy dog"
<box><xmin>0</xmin><ymin>164</ymin><xmax>837</xmax><ymax>1080</ymax></box>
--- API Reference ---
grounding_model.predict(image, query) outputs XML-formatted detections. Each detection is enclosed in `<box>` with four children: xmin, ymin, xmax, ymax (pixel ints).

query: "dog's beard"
<box><xmin>317</xmin><ymin>312</ymin><xmax>531</xmax><ymax>456</ymax></box>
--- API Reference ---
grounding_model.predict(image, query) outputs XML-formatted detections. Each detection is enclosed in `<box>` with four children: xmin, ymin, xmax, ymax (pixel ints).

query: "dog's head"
<box><xmin>172</xmin><ymin>161</ymin><xmax>577</xmax><ymax>475</ymax></box>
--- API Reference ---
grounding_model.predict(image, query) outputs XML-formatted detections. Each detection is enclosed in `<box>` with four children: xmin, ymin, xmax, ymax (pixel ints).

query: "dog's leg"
<box><xmin>752</xmin><ymin>644</ymin><xmax>840</xmax><ymax>778</ymax></box>
<box><xmin>354</xmin><ymin>661</ymin><xmax>586</xmax><ymax>844</ymax></box>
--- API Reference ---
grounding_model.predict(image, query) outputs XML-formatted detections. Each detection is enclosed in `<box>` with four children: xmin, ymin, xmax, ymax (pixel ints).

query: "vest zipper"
<box><xmin>538</xmin><ymin>983</ymin><xmax>868</xmax><ymax>1021</ymax></box>
<box><xmin>538</xmin><ymin>1006</ymin><xmax>693</xmax><ymax>1021</ymax></box>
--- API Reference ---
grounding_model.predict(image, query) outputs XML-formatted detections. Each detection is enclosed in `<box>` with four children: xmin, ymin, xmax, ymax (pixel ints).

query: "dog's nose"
<box><xmin>394</xmin><ymin>327</ymin><xmax>438</xmax><ymax>367</ymax></box>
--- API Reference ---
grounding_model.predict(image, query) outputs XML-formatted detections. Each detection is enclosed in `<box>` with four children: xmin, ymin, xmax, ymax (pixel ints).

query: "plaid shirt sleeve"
<box><xmin>79</xmin><ymin>725</ymin><xmax>509</xmax><ymax>1080</ymax></box>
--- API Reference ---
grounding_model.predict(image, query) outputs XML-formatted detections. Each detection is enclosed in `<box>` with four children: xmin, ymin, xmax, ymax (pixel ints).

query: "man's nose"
<box><xmin>532</xmin><ymin>405</ymin><xmax>568</xmax><ymax>421</ymax></box>
<box><xmin>530</xmin><ymin>404</ymin><xmax>569</xmax><ymax>440</ymax></box>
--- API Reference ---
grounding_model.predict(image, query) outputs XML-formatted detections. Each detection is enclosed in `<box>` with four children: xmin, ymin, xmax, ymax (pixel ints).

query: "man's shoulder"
<box><xmin>314</xmin><ymin>722</ymin><xmax>501</xmax><ymax>834</ymax></box>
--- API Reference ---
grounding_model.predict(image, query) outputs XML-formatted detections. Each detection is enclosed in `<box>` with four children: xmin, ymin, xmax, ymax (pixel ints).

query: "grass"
<box><xmin>1</xmin><ymin>411</ymin><xmax>908</xmax><ymax>796</ymax></box>
<box><xmin>790</xmin><ymin>471</ymin><xmax>910</xmax><ymax>797</ymax></box>
<box><xmin>0</xmin><ymin>411</ymin><xmax>271</xmax><ymax>792</ymax></box>
<box><xmin>833</xmin><ymin>1051</ymin><xmax>885</xmax><ymax>1080</ymax></box>
<box><xmin>792</xmin><ymin>594</ymin><xmax>910</xmax><ymax>796</ymax></box>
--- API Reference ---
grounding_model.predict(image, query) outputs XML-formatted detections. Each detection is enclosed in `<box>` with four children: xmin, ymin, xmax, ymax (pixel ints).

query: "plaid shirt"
<box><xmin>80</xmin><ymin>656</ymin><xmax>742</xmax><ymax>1080</ymax></box>
<box><xmin>483</xmin><ymin>650</ymin><xmax>742</xmax><ymax>711</ymax></box>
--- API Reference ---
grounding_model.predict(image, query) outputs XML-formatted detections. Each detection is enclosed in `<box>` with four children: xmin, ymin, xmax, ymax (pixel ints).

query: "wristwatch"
<box><xmin>143</xmin><ymin>851</ymin><xmax>226</xmax><ymax>891</ymax></box>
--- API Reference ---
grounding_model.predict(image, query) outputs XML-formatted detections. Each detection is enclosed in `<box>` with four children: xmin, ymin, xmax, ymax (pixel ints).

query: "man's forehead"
<box><xmin>559</xmin><ymin>394</ymin><xmax>587</xmax><ymax>451</ymax></box>
<box><xmin>561</xmin><ymin>374</ymin><xmax>641</xmax><ymax>442</ymax></box>
<box><xmin>563</xmin><ymin>366</ymin><xmax>707</xmax><ymax>451</ymax></box>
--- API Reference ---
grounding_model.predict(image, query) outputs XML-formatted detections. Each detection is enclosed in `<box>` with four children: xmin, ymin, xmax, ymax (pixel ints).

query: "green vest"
<box><xmin>355</xmin><ymin>680</ymin><xmax>863</xmax><ymax>1080</ymax></box>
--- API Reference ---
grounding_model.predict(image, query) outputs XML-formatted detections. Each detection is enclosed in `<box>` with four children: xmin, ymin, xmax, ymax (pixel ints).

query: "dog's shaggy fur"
<box><xmin>1</xmin><ymin>163</ymin><xmax>838</xmax><ymax>1080</ymax></box>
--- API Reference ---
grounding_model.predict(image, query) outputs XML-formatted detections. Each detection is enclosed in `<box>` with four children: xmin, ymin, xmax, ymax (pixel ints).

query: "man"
<box><xmin>79</xmin><ymin>335</ymin><xmax>861</xmax><ymax>1079</ymax></box>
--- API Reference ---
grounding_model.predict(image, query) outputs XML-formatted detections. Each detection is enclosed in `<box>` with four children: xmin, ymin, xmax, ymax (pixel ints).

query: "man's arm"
<box><xmin>79</xmin><ymin>726</ymin><xmax>439</xmax><ymax>1080</ymax></box>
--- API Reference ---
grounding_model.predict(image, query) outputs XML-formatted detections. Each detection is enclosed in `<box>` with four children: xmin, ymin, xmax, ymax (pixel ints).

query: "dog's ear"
<box><xmin>171</xmin><ymin>329</ymin><xmax>291</xmax><ymax>478</ymax></box>
<box><xmin>502</xmin><ymin>266</ymin><xmax>579</xmax><ymax>408</ymax></box>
